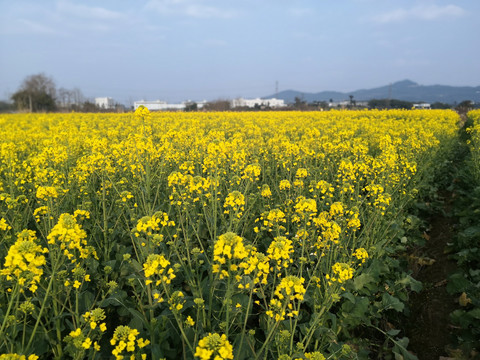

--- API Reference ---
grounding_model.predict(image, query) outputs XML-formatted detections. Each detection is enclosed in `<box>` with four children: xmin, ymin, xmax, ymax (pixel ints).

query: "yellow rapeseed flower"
<box><xmin>194</xmin><ymin>333</ymin><xmax>233</xmax><ymax>360</ymax></box>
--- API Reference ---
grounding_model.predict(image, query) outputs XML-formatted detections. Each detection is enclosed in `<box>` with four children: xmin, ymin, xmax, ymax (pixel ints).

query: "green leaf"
<box><xmin>392</xmin><ymin>337</ymin><xmax>418</xmax><ymax>360</ymax></box>
<box><xmin>469</xmin><ymin>269</ymin><xmax>480</xmax><ymax>277</ymax></box>
<box><xmin>341</xmin><ymin>296</ymin><xmax>370</xmax><ymax>327</ymax></box>
<box><xmin>130</xmin><ymin>259</ymin><xmax>143</xmax><ymax>272</ymax></box>
<box><xmin>387</xmin><ymin>329</ymin><xmax>401</xmax><ymax>336</ymax></box>
<box><xmin>342</xmin><ymin>291</ymin><xmax>356</xmax><ymax>303</ymax></box>
<box><xmin>450</xmin><ymin>309</ymin><xmax>470</xmax><ymax>327</ymax></box>
<box><xmin>367</xmin><ymin>258</ymin><xmax>390</xmax><ymax>279</ymax></box>
<box><xmin>99</xmin><ymin>290</ymin><xmax>128</xmax><ymax>307</ymax></box>
<box><xmin>382</xmin><ymin>293</ymin><xmax>405</xmax><ymax>312</ymax></box>
<box><xmin>447</xmin><ymin>273</ymin><xmax>471</xmax><ymax>294</ymax></box>
<box><xmin>462</xmin><ymin>226</ymin><xmax>480</xmax><ymax>238</ymax></box>
<box><xmin>395</xmin><ymin>275</ymin><xmax>422</xmax><ymax>293</ymax></box>
<box><xmin>353</xmin><ymin>273</ymin><xmax>374</xmax><ymax>291</ymax></box>
<box><xmin>80</xmin><ymin>290</ymin><xmax>95</xmax><ymax>312</ymax></box>
<box><xmin>127</xmin><ymin>307</ymin><xmax>148</xmax><ymax>329</ymax></box>
<box><xmin>468</xmin><ymin>308</ymin><xmax>480</xmax><ymax>319</ymax></box>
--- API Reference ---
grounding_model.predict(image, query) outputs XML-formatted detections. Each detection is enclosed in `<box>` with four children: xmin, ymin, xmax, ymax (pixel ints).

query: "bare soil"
<box><xmin>406</xmin><ymin>193</ymin><xmax>459</xmax><ymax>360</ymax></box>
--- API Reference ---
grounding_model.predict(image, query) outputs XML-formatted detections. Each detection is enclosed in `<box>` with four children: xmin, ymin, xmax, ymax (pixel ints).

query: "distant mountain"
<box><xmin>265</xmin><ymin>80</ymin><xmax>480</xmax><ymax>104</ymax></box>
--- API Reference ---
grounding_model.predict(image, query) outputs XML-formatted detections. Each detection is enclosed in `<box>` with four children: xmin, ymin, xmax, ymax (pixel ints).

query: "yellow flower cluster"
<box><xmin>255</xmin><ymin>208</ymin><xmax>287</xmax><ymax>233</ymax></box>
<box><xmin>134</xmin><ymin>105</ymin><xmax>151</xmax><ymax>122</ymax></box>
<box><xmin>295</xmin><ymin>168</ymin><xmax>308</xmax><ymax>179</ymax></box>
<box><xmin>47</xmin><ymin>213</ymin><xmax>96</xmax><ymax>261</ymax></box>
<box><xmin>312</xmin><ymin>210</ymin><xmax>343</xmax><ymax>248</ymax></box>
<box><xmin>110</xmin><ymin>325</ymin><xmax>150</xmax><ymax>360</ymax></box>
<box><xmin>279</xmin><ymin>179</ymin><xmax>291</xmax><ymax>190</ymax></box>
<box><xmin>353</xmin><ymin>248</ymin><xmax>369</xmax><ymax>264</ymax></box>
<box><xmin>266</xmin><ymin>208</ymin><xmax>286</xmax><ymax>225</ymax></box>
<box><xmin>194</xmin><ymin>333</ymin><xmax>234</xmax><ymax>360</ymax></box>
<box><xmin>36</xmin><ymin>185</ymin><xmax>58</xmax><ymax>200</ymax></box>
<box><xmin>66</xmin><ymin>308</ymin><xmax>105</xmax><ymax>352</ymax></box>
<box><xmin>66</xmin><ymin>328</ymin><xmax>99</xmax><ymax>351</ymax></box>
<box><xmin>223</xmin><ymin>191</ymin><xmax>245</xmax><ymax>216</ymax></box>
<box><xmin>213</xmin><ymin>232</ymin><xmax>248</xmax><ymax>279</ymax></box>
<box><xmin>266</xmin><ymin>276</ymin><xmax>306</xmax><ymax>321</ymax></box>
<box><xmin>238</xmin><ymin>250</ymin><xmax>270</xmax><ymax>288</ymax></box>
<box><xmin>0</xmin><ymin>355</ymin><xmax>38</xmax><ymax>360</ymax></box>
<box><xmin>33</xmin><ymin>206</ymin><xmax>49</xmax><ymax>222</ymax></box>
<box><xmin>293</xmin><ymin>197</ymin><xmax>317</xmax><ymax>222</ymax></box>
<box><xmin>83</xmin><ymin>308</ymin><xmax>106</xmax><ymax>331</ymax></box>
<box><xmin>134</xmin><ymin>212</ymin><xmax>174</xmax><ymax>237</ymax></box>
<box><xmin>304</xmin><ymin>352</ymin><xmax>326</xmax><ymax>360</ymax></box>
<box><xmin>0</xmin><ymin>217</ymin><xmax>11</xmax><ymax>231</ymax></box>
<box><xmin>73</xmin><ymin>209</ymin><xmax>90</xmax><ymax>220</ymax></box>
<box><xmin>0</xmin><ymin>230</ymin><xmax>47</xmax><ymax>293</ymax></box>
<box><xmin>260</xmin><ymin>184</ymin><xmax>272</xmax><ymax>198</ymax></box>
<box><xmin>314</xmin><ymin>180</ymin><xmax>334</xmax><ymax>199</ymax></box>
<box><xmin>267</xmin><ymin>236</ymin><xmax>294</xmax><ymax>271</ymax></box>
<box><xmin>143</xmin><ymin>253</ymin><xmax>176</xmax><ymax>286</ymax></box>
<box><xmin>242</xmin><ymin>163</ymin><xmax>261</xmax><ymax>181</ymax></box>
<box><xmin>168</xmin><ymin>290</ymin><xmax>185</xmax><ymax>312</ymax></box>
<box><xmin>329</xmin><ymin>202</ymin><xmax>344</xmax><ymax>217</ymax></box>
<box><xmin>274</xmin><ymin>275</ymin><xmax>306</xmax><ymax>301</ymax></box>
<box><xmin>168</xmin><ymin>171</ymin><xmax>214</xmax><ymax>205</ymax></box>
<box><xmin>468</xmin><ymin>110</ymin><xmax>480</xmax><ymax>182</ymax></box>
<box><xmin>327</xmin><ymin>262</ymin><xmax>354</xmax><ymax>285</ymax></box>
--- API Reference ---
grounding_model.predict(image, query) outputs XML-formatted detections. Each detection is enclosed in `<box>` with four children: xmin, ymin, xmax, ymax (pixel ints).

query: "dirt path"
<box><xmin>406</xmin><ymin>195</ymin><xmax>458</xmax><ymax>359</ymax></box>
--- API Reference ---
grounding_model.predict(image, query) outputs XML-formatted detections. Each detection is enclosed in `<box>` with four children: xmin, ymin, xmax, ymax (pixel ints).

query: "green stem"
<box><xmin>254</xmin><ymin>318</ymin><xmax>282</xmax><ymax>360</ymax></box>
<box><xmin>102</xmin><ymin>171</ymin><xmax>109</xmax><ymax>258</ymax></box>
<box><xmin>25</xmin><ymin>268</ymin><xmax>56</xmax><ymax>353</ymax></box>
<box><xmin>162</xmin><ymin>284</ymin><xmax>194</xmax><ymax>354</ymax></box>
<box><xmin>0</xmin><ymin>282</ymin><xmax>19</xmax><ymax>340</ymax></box>
<box><xmin>235</xmin><ymin>281</ymin><xmax>255</xmax><ymax>358</ymax></box>
<box><xmin>22</xmin><ymin>315</ymin><xmax>27</xmax><ymax>350</ymax></box>
<box><xmin>146</xmin><ymin>284</ymin><xmax>156</xmax><ymax>353</ymax></box>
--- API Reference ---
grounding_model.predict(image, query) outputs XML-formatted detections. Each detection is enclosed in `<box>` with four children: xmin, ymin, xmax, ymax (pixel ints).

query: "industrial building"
<box><xmin>134</xmin><ymin>100</ymin><xmax>206</xmax><ymax>111</ymax></box>
<box><xmin>230</xmin><ymin>98</ymin><xmax>286</xmax><ymax>108</ymax></box>
<box><xmin>95</xmin><ymin>97</ymin><xmax>115</xmax><ymax>109</ymax></box>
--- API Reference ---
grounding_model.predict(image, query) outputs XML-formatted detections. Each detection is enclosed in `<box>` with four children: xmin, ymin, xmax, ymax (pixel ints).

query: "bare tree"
<box><xmin>20</xmin><ymin>73</ymin><xmax>56</xmax><ymax>99</ymax></box>
<box><xmin>57</xmin><ymin>86</ymin><xmax>84</xmax><ymax>111</ymax></box>
<box><xmin>58</xmin><ymin>87</ymin><xmax>68</xmax><ymax>108</ymax></box>
<box><xmin>203</xmin><ymin>99</ymin><xmax>231</xmax><ymax>111</ymax></box>
<box><xmin>11</xmin><ymin>73</ymin><xmax>57</xmax><ymax>112</ymax></box>
<box><xmin>72</xmin><ymin>87</ymin><xmax>84</xmax><ymax>106</ymax></box>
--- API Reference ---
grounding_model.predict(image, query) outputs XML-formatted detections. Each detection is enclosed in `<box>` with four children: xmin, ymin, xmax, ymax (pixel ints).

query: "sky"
<box><xmin>0</xmin><ymin>0</ymin><xmax>479</xmax><ymax>105</ymax></box>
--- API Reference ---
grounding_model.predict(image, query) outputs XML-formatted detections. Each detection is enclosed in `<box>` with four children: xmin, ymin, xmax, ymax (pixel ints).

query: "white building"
<box><xmin>95</xmin><ymin>97</ymin><xmax>115</xmax><ymax>109</ymax></box>
<box><xmin>134</xmin><ymin>100</ymin><xmax>207</xmax><ymax>111</ymax></box>
<box><xmin>413</xmin><ymin>103</ymin><xmax>431</xmax><ymax>109</ymax></box>
<box><xmin>231</xmin><ymin>98</ymin><xmax>286</xmax><ymax>108</ymax></box>
<box><xmin>328</xmin><ymin>100</ymin><xmax>369</xmax><ymax>108</ymax></box>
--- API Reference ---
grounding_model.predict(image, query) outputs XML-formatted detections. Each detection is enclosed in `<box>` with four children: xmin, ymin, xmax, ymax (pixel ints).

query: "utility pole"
<box><xmin>387</xmin><ymin>83</ymin><xmax>392</xmax><ymax>109</ymax></box>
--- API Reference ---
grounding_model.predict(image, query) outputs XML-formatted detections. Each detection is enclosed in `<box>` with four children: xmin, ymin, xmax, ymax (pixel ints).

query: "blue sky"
<box><xmin>0</xmin><ymin>0</ymin><xmax>479</xmax><ymax>105</ymax></box>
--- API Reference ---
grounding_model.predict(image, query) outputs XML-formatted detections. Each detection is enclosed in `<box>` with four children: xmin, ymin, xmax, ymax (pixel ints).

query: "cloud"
<box><xmin>56</xmin><ymin>1</ymin><xmax>125</xmax><ymax>20</ymax></box>
<box><xmin>374</xmin><ymin>8</ymin><xmax>408</xmax><ymax>23</ymax></box>
<box><xmin>184</xmin><ymin>4</ymin><xmax>235</xmax><ymax>18</ymax></box>
<box><xmin>20</xmin><ymin>19</ymin><xmax>57</xmax><ymax>34</ymax></box>
<box><xmin>0</xmin><ymin>18</ymin><xmax>59</xmax><ymax>36</ymax></box>
<box><xmin>414</xmin><ymin>4</ymin><xmax>465</xmax><ymax>20</ymax></box>
<box><xmin>374</xmin><ymin>4</ymin><xmax>466</xmax><ymax>24</ymax></box>
<box><xmin>145</xmin><ymin>0</ymin><xmax>236</xmax><ymax>19</ymax></box>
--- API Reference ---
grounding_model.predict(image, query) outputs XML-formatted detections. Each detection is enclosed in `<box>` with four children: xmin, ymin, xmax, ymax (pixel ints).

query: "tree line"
<box><xmin>4</xmin><ymin>73</ymin><xmax>120</xmax><ymax>113</ymax></box>
<box><xmin>2</xmin><ymin>73</ymin><xmax>477</xmax><ymax>113</ymax></box>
